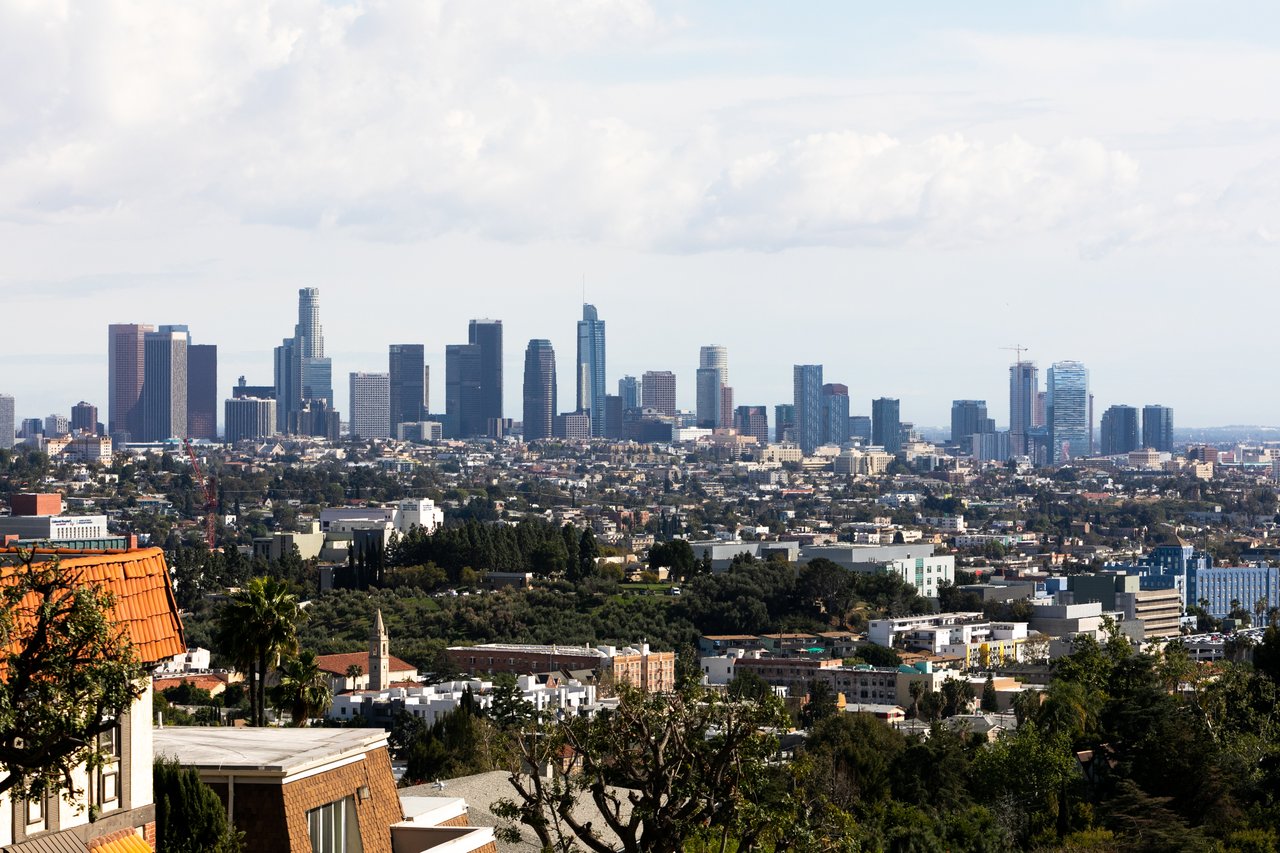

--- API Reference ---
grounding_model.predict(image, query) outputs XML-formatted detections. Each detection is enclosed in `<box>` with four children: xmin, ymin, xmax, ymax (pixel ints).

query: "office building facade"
<box><xmin>1100</xmin><ymin>405</ymin><xmax>1139</xmax><ymax>456</ymax></box>
<box><xmin>618</xmin><ymin>376</ymin><xmax>640</xmax><ymax>410</ymax></box>
<box><xmin>822</xmin><ymin>384</ymin><xmax>851</xmax><ymax>445</ymax></box>
<box><xmin>1142</xmin><ymin>405</ymin><xmax>1174</xmax><ymax>452</ymax></box>
<box><xmin>793</xmin><ymin>364</ymin><xmax>823</xmax><ymax>454</ymax></box>
<box><xmin>469</xmin><ymin>319</ymin><xmax>503</xmax><ymax>428</ymax></box>
<box><xmin>1047</xmin><ymin>361</ymin><xmax>1090</xmax><ymax>463</ymax></box>
<box><xmin>872</xmin><ymin>397</ymin><xmax>901</xmax><ymax>454</ymax></box>
<box><xmin>695</xmin><ymin>367</ymin><xmax>722</xmax><ymax>429</ymax></box>
<box><xmin>775</xmin><ymin>403</ymin><xmax>796</xmax><ymax>443</ymax></box>
<box><xmin>950</xmin><ymin>400</ymin><xmax>988</xmax><ymax>448</ymax></box>
<box><xmin>576</xmin><ymin>305</ymin><xmax>606</xmax><ymax>437</ymax></box>
<box><xmin>71</xmin><ymin>401</ymin><xmax>98</xmax><ymax>434</ymax></box>
<box><xmin>734</xmin><ymin>406</ymin><xmax>769</xmax><ymax>444</ymax></box>
<box><xmin>349</xmin><ymin>372</ymin><xmax>392</xmax><ymax>440</ymax></box>
<box><xmin>141</xmin><ymin>326</ymin><xmax>189</xmax><ymax>441</ymax></box>
<box><xmin>388</xmin><ymin>344</ymin><xmax>428</xmax><ymax>434</ymax></box>
<box><xmin>522</xmin><ymin>339</ymin><xmax>557</xmax><ymax>441</ymax></box>
<box><xmin>641</xmin><ymin>371</ymin><xmax>677</xmax><ymax>416</ymax></box>
<box><xmin>0</xmin><ymin>394</ymin><xmax>14</xmax><ymax>449</ymax></box>
<box><xmin>225</xmin><ymin>397</ymin><xmax>278</xmax><ymax>443</ymax></box>
<box><xmin>1009</xmin><ymin>361</ymin><xmax>1038</xmax><ymax>457</ymax></box>
<box><xmin>445</xmin><ymin>344</ymin><xmax>484</xmax><ymax>438</ymax></box>
<box><xmin>108</xmin><ymin>323</ymin><xmax>154</xmax><ymax>442</ymax></box>
<box><xmin>274</xmin><ymin>288</ymin><xmax>334</xmax><ymax>433</ymax></box>
<box><xmin>187</xmin><ymin>343</ymin><xmax>218</xmax><ymax>440</ymax></box>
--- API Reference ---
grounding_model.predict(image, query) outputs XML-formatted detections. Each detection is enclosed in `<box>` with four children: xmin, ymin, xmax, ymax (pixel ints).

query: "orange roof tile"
<box><xmin>1</xmin><ymin>547</ymin><xmax>185</xmax><ymax>667</ymax></box>
<box><xmin>315</xmin><ymin>651</ymin><xmax>416</xmax><ymax>676</ymax></box>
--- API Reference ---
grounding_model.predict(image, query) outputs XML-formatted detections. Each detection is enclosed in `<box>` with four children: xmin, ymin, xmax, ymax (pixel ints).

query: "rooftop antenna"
<box><xmin>1000</xmin><ymin>344</ymin><xmax>1029</xmax><ymax>364</ymax></box>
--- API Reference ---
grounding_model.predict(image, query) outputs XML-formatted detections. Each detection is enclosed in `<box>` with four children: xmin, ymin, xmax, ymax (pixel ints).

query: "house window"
<box><xmin>307</xmin><ymin>797</ymin><xmax>363</xmax><ymax>853</ymax></box>
<box><xmin>25</xmin><ymin>796</ymin><xmax>44</xmax><ymax>828</ymax></box>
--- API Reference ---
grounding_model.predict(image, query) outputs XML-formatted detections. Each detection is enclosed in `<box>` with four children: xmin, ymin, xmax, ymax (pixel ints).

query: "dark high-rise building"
<box><xmin>618</xmin><ymin>376</ymin><xmax>640</xmax><ymax>410</ymax></box>
<box><xmin>1047</xmin><ymin>361</ymin><xmax>1089</xmax><ymax>463</ymax></box>
<box><xmin>576</xmin><ymin>305</ymin><xmax>606</xmax><ymax>437</ymax></box>
<box><xmin>950</xmin><ymin>399</ymin><xmax>988</xmax><ymax>447</ymax></box>
<box><xmin>719</xmin><ymin>386</ymin><xmax>733</xmax><ymax>430</ymax></box>
<box><xmin>872</xmin><ymin>397</ymin><xmax>901</xmax><ymax>454</ymax></box>
<box><xmin>1142</xmin><ymin>405</ymin><xmax>1174</xmax><ymax>452</ymax></box>
<box><xmin>275</xmin><ymin>288</ymin><xmax>333</xmax><ymax>433</ymax></box>
<box><xmin>604</xmin><ymin>394</ymin><xmax>624</xmax><ymax>439</ymax></box>
<box><xmin>641</xmin><ymin>371</ymin><xmax>677</xmax><ymax>416</ymax></box>
<box><xmin>695</xmin><ymin>367</ymin><xmax>721</xmax><ymax>429</ymax></box>
<box><xmin>187</xmin><ymin>343</ymin><xmax>218</xmax><ymax>440</ymax></box>
<box><xmin>1009</xmin><ymin>361</ymin><xmax>1038</xmax><ymax>456</ymax></box>
<box><xmin>225</xmin><ymin>397</ymin><xmax>277</xmax><ymax>443</ymax></box>
<box><xmin>793</xmin><ymin>364</ymin><xmax>823</xmax><ymax>454</ymax></box>
<box><xmin>445</xmin><ymin>343</ymin><xmax>484</xmax><ymax>438</ymax></box>
<box><xmin>522</xmin><ymin>339</ymin><xmax>557</xmax><ymax>441</ymax></box>
<box><xmin>848</xmin><ymin>415</ymin><xmax>871</xmax><ymax>444</ymax></box>
<box><xmin>775</xmin><ymin>404</ymin><xmax>796</xmax><ymax>443</ymax></box>
<box><xmin>233</xmin><ymin>377</ymin><xmax>275</xmax><ymax>399</ymax></box>
<box><xmin>71</xmin><ymin>401</ymin><xmax>98</xmax><ymax>435</ymax></box>
<box><xmin>141</xmin><ymin>326</ymin><xmax>189</xmax><ymax>441</ymax></box>
<box><xmin>468</xmin><ymin>319</ymin><xmax>503</xmax><ymax>428</ymax></box>
<box><xmin>108</xmin><ymin>323</ymin><xmax>154</xmax><ymax>442</ymax></box>
<box><xmin>389</xmin><ymin>344</ymin><xmax>428</xmax><ymax>433</ymax></box>
<box><xmin>821</xmin><ymin>383</ymin><xmax>850</xmax><ymax>445</ymax></box>
<box><xmin>734</xmin><ymin>405</ymin><xmax>769</xmax><ymax>444</ymax></box>
<box><xmin>1100</xmin><ymin>405</ymin><xmax>1139</xmax><ymax>456</ymax></box>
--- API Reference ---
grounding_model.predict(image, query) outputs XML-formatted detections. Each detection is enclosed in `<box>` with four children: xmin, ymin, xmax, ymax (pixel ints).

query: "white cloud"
<box><xmin>0</xmin><ymin>1</ymin><xmax>1276</xmax><ymax>258</ymax></box>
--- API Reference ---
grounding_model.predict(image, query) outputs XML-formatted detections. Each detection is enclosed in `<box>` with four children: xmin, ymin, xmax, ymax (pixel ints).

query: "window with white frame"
<box><xmin>306</xmin><ymin>797</ymin><xmax>363</xmax><ymax>853</ymax></box>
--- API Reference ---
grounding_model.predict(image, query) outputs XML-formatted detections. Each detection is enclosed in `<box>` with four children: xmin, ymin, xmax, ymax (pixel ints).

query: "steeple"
<box><xmin>369</xmin><ymin>608</ymin><xmax>390</xmax><ymax>691</ymax></box>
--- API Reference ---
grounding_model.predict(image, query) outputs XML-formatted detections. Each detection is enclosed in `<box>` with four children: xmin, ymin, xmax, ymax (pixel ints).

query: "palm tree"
<box><xmin>275</xmin><ymin>650</ymin><xmax>333</xmax><ymax>726</ymax></box>
<box><xmin>216</xmin><ymin>577</ymin><xmax>303</xmax><ymax>726</ymax></box>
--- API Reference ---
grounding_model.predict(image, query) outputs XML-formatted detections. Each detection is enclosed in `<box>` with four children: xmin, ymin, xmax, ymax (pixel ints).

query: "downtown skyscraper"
<box><xmin>469</xmin><ymin>319</ymin><xmax>503</xmax><ymax>429</ymax></box>
<box><xmin>696</xmin><ymin>345</ymin><xmax>729</xmax><ymax>429</ymax></box>
<box><xmin>1100</xmin><ymin>405</ymin><xmax>1139</xmax><ymax>456</ymax></box>
<box><xmin>1142</xmin><ymin>405</ymin><xmax>1174</xmax><ymax>452</ymax></box>
<box><xmin>576</xmin><ymin>305</ymin><xmax>606</xmax><ymax>437</ymax></box>
<box><xmin>793</xmin><ymin>364</ymin><xmax>823</xmax><ymax>454</ymax></box>
<box><xmin>274</xmin><ymin>288</ymin><xmax>333</xmax><ymax>433</ymax></box>
<box><xmin>187</xmin><ymin>341</ymin><xmax>218</xmax><ymax>440</ymax></box>
<box><xmin>1009</xmin><ymin>360</ymin><xmax>1038</xmax><ymax>457</ymax></box>
<box><xmin>349</xmin><ymin>372</ymin><xmax>391</xmax><ymax>440</ymax></box>
<box><xmin>108</xmin><ymin>323</ymin><xmax>154</xmax><ymax>442</ymax></box>
<box><xmin>523</xmin><ymin>339</ymin><xmax>557</xmax><ymax>441</ymax></box>
<box><xmin>141</xmin><ymin>326</ymin><xmax>189</xmax><ymax>441</ymax></box>
<box><xmin>1047</xmin><ymin>360</ymin><xmax>1090</xmax><ymax>463</ymax></box>
<box><xmin>872</xmin><ymin>397</ymin><xmax>901</xmax><ymax>454</ymax></box>
<box><xmin>389</xmin><ymin>344</ymin><xmax>428</xmax><ymax>433</ymax></box>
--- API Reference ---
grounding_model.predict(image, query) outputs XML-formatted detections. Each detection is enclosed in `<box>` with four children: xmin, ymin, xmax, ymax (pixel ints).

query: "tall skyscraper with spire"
<box><xmin>523</xmin><ymin>339</ymin><xmax>557</xmax><ymax>441</ymax></box>
<box><xmin>577</xmin><ymin>305</ymin><xmax>606</xmax><ymax>437</ymax></box>
<box><xmin>274</xmin><ymin>288</ymin><xmax>333</xmax><ymax>433</ymax></box>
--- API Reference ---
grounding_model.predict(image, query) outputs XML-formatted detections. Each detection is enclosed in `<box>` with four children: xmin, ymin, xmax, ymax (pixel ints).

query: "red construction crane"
<box><xmin>184</xmin><ymin>439</ymin><xmax>218</xmax><ymax>550</ymax></box>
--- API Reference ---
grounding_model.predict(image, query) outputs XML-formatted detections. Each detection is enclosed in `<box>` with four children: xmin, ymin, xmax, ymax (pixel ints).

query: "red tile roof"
<box><xmin>0</xmin><ymin>547</ymin><xmax>185</xmax><ymax>666</ymax></box>
<box><xmin>315</xmin><ymin>651</ymin><xmax>416</xmax><ymax>677</ymax></box>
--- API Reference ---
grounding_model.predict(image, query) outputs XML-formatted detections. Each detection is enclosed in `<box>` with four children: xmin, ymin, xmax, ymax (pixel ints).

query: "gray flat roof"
<box><xmin>154</xmin><ymin>727</ymin><xmax>389</xmax><ymax>777</ymax></box>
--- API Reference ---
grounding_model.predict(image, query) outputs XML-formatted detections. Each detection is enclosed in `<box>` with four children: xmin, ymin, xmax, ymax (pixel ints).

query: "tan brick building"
<box><xmin>446</xmin><ymin>642</ymin><xmax>676</xmax><ymax>693</ymax></box>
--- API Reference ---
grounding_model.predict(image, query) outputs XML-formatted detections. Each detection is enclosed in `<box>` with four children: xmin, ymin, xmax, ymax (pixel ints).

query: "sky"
<box><xmin>3</xmin><ymin>0</ymin><xmax>1280</xmax><ymax>429</ymax></box>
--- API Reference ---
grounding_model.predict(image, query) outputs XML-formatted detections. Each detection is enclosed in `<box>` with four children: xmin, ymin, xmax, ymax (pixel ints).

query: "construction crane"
<box><xmin>183</xmin><ymin>439</ymin><xmax>218</xmax><ymax>550</ymax></box>
<box><xmin>1000</xmin><ymin>344</ymin><xmax>1030</xmax><ymax>364</ymax></box>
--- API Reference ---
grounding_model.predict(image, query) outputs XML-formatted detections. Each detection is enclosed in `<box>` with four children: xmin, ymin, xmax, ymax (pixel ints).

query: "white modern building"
<box><xmin>327</xmin><ymin>675</ymin><xmax>597</xmax><ymax>725</ymax></box>
<box><xmin>349</xmin><ymin>371</ymin><xmax>392</xmax><ymax>441</ymax></box>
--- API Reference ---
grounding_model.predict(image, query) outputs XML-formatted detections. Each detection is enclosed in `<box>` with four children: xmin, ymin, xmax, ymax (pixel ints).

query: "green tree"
<box><xmin>0</xmin><ymin>552</ymin><xmax>144</xmax><ymax>802</ymax></box>
<box><xmin>273</xmin><ymin>649</ymin><xmax>333</xmax><ymax>726</ymax></box>
<box><xmin>215</xmin><ymin>577</ymin><xmax>304</xmax><ymax>726</ymax></box>
<box><xmin>154</xmin><ymin>757</ymin><xmax>243</xmax><ymax>852</ymax></box>
<box><xmin>981</xmin><ymin>675</ymin><xmax>999</xmax><ymax>713</ymax></box>
<box><xmin>800</xmin><ymin>679</ymin><xmax>839</xmax><ymax>729</ymax></box>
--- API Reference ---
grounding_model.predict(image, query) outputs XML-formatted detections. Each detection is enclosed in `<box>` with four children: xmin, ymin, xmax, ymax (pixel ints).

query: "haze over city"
<box><xmin>4</xmin><ymin>1</ymin><xmax>1280</xmax><ymax>424</ymax></box>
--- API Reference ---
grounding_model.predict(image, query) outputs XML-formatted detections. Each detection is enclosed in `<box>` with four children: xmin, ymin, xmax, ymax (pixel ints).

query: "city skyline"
<box><xmin>3</xmin><ymin>4</ymin><xmax>1280</xmax><ymax>427</ymax></box>
<box><xmin>0</xmin><ymin>305</ymin><xmax>1223</xmax><ymax>440</ymax></box>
